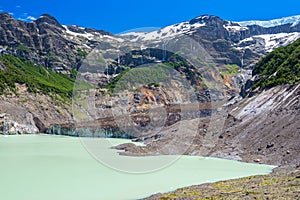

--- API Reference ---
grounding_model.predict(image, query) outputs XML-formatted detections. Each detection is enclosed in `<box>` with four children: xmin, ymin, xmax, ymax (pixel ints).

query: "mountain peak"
<box><xmin>35</xmin><ymin>14</ymin><xmax>62</xmax><ymax>27</ymax></box>
<box><xmin>193</xmin><ymin>14</ymin><xmax>218</xmax><ymax>20</ymax></box>
<box><xmin>0</xmin><ymin>12</ymin><xmax>14</xmax><ymax>20</ymax></box>
<box><xmin>189</xmin><ymin>14</ymin><xmax>224</xmax><ymax>25</ymax></box>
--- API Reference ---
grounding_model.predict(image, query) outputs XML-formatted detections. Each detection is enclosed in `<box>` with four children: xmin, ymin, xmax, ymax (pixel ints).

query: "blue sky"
<box><xmin>0</xmin><ymin>0</ymin><xmax>300</xmax><ymax>33</ymax></box>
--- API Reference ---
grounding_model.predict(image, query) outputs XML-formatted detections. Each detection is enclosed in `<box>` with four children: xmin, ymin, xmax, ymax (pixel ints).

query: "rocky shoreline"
<box><xmin>145</xmin><ymin>165</ymin><xmax>300</xmax><ymax>199</ymax></box>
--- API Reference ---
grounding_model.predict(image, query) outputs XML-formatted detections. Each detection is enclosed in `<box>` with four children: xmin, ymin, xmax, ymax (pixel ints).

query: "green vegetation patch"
<box><xmin>17</xmin><ymin>44</ymin><xmax>32</xmax><ymax>53</ymax></box>
<box><xmin>151</xmin><ymin>170</ymin><xmax>300</xmax><ymax>200</ymax></box>
<box><xmin>0</xmin><ymin>55</ymin><xmax>76</xmax><ymax>101</ymax></box>
<box><xmin>220</xmin><ymin>64</ymin><xmax>239</xmax><ymax>79</ymax></box>
<box><xmin>105</xmin><ymin>65</ymin><xmax>170</xmax><ymax>94</ymax></box>
<box><xmin>76</xmin><ymin>48</ymin><xmax>88</xmax><ymax>59</ymax></box>
<box><xmin>253</xmin><ymin>38</ymin><xmax>300</xmax><ymax>89</ymax></box>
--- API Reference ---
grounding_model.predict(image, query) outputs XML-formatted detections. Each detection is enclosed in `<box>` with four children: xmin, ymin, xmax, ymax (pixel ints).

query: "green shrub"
<box><xmin>104</xmin><ymin>66</ymin><xmax>170</xmax><ymax>95</ymax></box>
<box><xmin>76</xmin><ymin>48</ymin><xmax>88</xmax><ymax>59</ymax></box>
<box><xmin>253</xmin><ymin>38</ymin><xmax>300</xmax><ymax>89</ymax></box>
<box><xmin>0</xmin><ymin>55</ymin><xmax>77</xmax><ymax>101</ymax></box>
<box><xmin>220</xmin><ymin>64</ymin><xmax>239</xmax><ymax>78</ymax></box>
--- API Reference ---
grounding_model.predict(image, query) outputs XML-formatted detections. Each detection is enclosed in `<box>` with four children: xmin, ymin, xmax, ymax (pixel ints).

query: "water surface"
<box><xmin>0</xmin><ymin>135</ymin><xmax>274</xmax><ymax>200</ymax></box>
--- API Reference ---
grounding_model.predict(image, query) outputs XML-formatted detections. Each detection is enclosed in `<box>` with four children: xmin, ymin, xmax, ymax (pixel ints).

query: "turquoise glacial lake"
<box><xmin>0</xmin><ymin>135</ymin><xmax>274</xmax><ymax>200</ymax></box>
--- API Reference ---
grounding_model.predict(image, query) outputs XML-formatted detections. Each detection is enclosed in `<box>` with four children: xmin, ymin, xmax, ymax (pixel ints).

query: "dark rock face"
<box><xmin>35</xmin><ymin>14</ymin><xmax>64</xmax><ymax>29</ymax></box>
<box><xmin>191</xmin><ymin>16</ymin><xmax>230</xmax><ymax>41</ymax></box>
<box><xmin>0</xmin><ymin>13</ymin><xmax>110</xmax><ymax>72</ymax></box>
<box><xmin>33</xmin><ymin>116</ymin><xmax>46</xmax><ymax>133</ymax></box>
<box><xmin>248</xmin><ymin>23</ymin><xmax>300</xmax><ymax>36</ymax></box>
<box><xmin>240</xmin><ymin>77</ymin><xmax>259</xmax><ymax>98</ymax></box>
<box><xmin>0</xmin><ymin>13</ymin><xmax>71</xmax><ymax>71</ymax></box>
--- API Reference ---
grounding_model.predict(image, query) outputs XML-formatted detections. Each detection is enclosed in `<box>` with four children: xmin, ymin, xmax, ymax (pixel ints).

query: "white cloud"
<box><xmin>22</xmin><ymin>12</ymin><xmax>28</xmax><ymax>17</ymax></box>
<box><xmin>9</xmin><ymin>12</ymin><xmax>14</xmax><ymax>16</ymax></box>
<box><xmin>16</xmin><ymin>5</ymin><xmax>21</xmax><ymax>8</ymax></box>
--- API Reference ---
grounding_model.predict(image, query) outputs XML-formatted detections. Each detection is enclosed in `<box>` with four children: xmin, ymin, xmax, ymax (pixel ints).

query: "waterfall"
<box><xmin>105</xmin><ymin>62</ymin><xmax>110</xmax><ymax>82</ymax></box>
<box><xmin>117</xmin><ymin>44</ymin><xmax>121</xmax><ymax>68</ymax></box>
<box><xmin>140</xmin><ymin>45</ymin><xmax>144</xmax><ymax>64</ymax></box>
<box><xmin>241</xmin><ymin>50</ymin><xmax>245</xmax><ymax>68</ymax></box>
<box><xmin>162</xmin><ymin>40</ymin><xmax>168</xmax><ymax>62</ymax></box>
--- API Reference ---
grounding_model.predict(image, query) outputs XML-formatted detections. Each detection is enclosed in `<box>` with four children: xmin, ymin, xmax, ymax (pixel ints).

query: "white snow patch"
<box><xmin>121</xmin><ymin>21</ymin><xmax>206</xmax><ymax>41</ymax></box>
<box><xmin>224</xmin><ymin>22</ymin><xmax>248</xmax><ymax>32</ymax></box>
<box><xmin>194</xmin><ymin>15</ymin><xmax>210</xmax><ymax>20</ymax></box>
<box><xmin>236</xmin><ymin>32</ymin><xmax>300</xmax><ymax>53</ymax></box>
<box><xmin>237</xmin><ymin>15</ymin><xmax>300</xmax><ymax>28</ymax></box>
<box><xmin>120</xmin><ymin>32</ymin><xmax>147</xmax><ymax>37</ymax></box>
<box><xmin>62</xmin><ymin>25</ymin><xmax>94</xmax><ymax>40</ymax></box>
<box><xmin>102</xmin><ymin>35</ymin><xmax>124</xmax><ymax>43</ymax></box>
<box><xmin>254</xmin><ymin>32</ymin><xmax>300</xmax><ymax>52</ymax></box>
<box><xmin>26</xmin><ymin>16</ymin><xmax>36</xmax><ymax>21</ymax></box>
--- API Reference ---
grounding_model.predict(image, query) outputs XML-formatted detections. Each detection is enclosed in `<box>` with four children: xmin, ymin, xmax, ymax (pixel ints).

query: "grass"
<box><xmin>220</xmin><ymin>64</ymin><xmax>239</xmax><ymax>79</ymax></box>
<box><xmin>147</xmin><ymin>169</ymin><xmax>300</xmax><ymax>200</ymax></box>
<box><xmin>17</xmin><ymin>44</ymin><xmax>32</xmax><ymax>53</ymax></box>
<box><xmin>104</xmin><ymin>65</ymin><xmax>170</xmax><ymax>95</ymax></box>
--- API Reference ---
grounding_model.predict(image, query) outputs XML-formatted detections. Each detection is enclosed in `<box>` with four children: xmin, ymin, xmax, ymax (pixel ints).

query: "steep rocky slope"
<box><xmin>116</xmin><ymin>83</ymin><xmax>300</xmax><ymax>166</ymax></box>
<box><xmin>116</xmin><ymin>38</ymin><xmax>300</xmax><ymax>167</ymax></box>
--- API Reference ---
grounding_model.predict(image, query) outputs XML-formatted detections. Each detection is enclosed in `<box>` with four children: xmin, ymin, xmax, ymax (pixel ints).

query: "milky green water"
<box><xmin>0</xmin><ymin>135</ymin><xmax>274</xmax><ymax>200</ymax></box>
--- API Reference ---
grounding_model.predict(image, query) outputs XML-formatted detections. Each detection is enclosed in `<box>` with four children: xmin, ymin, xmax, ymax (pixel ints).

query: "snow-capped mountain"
<box><xmin>1</xmin><ymin>12</ymin><xmax>300</xmax><ymax>73</ymax></box>
<box><xmin>120</xmin><ymin>14</ymin><xmax>300</xmax><ymax>68</ymax></box>
<box><xmin>121</xmin><ymin>14</ymin><xmax>300</xmax><ymax>40</ymax></box>
<box><xmin>237</xmin><ymin>15</ymin><xmax>300</xmax><ymax>28</ymax></box>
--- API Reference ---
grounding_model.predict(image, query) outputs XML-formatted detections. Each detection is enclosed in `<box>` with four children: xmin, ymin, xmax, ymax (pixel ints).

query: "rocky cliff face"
<box><xmin>0</xmin><ymin>90</ymin><xmax>72</xmax><ymax>134</ymax></box>
<box><xmin>0</xmin><ymin>102</ymin><xmax>39</xmax><ymax>135</ymax></box>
